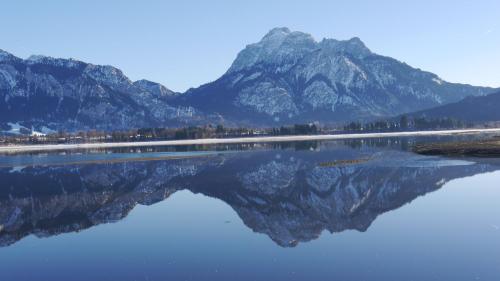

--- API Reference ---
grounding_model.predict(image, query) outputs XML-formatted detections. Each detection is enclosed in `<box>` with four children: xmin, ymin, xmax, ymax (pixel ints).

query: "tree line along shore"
<box><xmin>1</xmin><ymin>116</ymin><xmax>492</xmax><ymax>146</ymax></box>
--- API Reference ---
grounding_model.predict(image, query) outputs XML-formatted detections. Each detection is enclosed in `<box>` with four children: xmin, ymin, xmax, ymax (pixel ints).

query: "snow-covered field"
<box><xmin>1</xmin><ymin>128</ymin><xmax>500</xmax><ymax>153</ymax></box>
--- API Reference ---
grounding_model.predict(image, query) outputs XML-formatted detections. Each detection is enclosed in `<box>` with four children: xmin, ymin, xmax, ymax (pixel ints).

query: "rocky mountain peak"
<box><xmin>26</xmin><ymin>54</ymin><xmax>49</xmax><ymax>62</ymax></box>
<box><xmin>227</xmin><ymin>28</ymin><xmax>375</xmax><ymax>75</ymax></box>
<box><xmin>261</xmin><ymin>27</ymin><xmax>292</xmax><ymax>41</ymax></box>
<box><xmin>0</xmin><ymin>49</ymin><xmax>18</xmax><ymax>62</ymax></box>
<box><xmin>319</xmin><ymin>37</ymin><xmax>372</xmax><ymax>59</ymax></box>
<box><xmin>83</xmin><ymin>64</ymin><xmax>133</xmax><ymax>91</ymax></box>
<box><xmin>26</xmin><ymin>54</ymin><xmax>84</xmax><ymax>69</ymax></box>
<box><xmin>227</xmin><ymin>27</ymin><xmax>318</xmax><ymax>73</ymax></box>
<box><xmin>133</xmin><ymin>79</ymin><xmax>176</xmax><ymax>98</ymax></box>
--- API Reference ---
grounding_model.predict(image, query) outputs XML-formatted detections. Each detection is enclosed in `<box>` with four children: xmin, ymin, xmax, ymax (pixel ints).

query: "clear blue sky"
<box><xmin>1</xmin><ymin>0</ymin><xmax>499</xmax><ymax>92</ymax></box>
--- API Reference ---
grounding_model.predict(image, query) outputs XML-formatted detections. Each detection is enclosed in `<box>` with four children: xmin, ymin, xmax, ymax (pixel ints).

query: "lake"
<box><xmin>0</xmin><ymin>136</ymin><xmax>499</xmax><ymax>281</ymax></box>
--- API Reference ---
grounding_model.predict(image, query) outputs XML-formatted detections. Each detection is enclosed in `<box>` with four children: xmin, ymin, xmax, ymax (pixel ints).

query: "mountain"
<box><xmin>1</xmin><ymin>141</ymin><xmax>498</xmax><ymax>247</ymax></box>
<box><xmin>1</xmin><ymin>28</ymin><xmax>496</xmax><ymax>132</ymax></box>
<box><xmin>405</xmin><ymin>90</ymin><xmax>500</xmax><ymax>122</ymax></box>
<box><xmin>0</xmin><ymin>49</ymin><xmax>215</xmax><ymax>132</ymax></box>
<box><xmin>173</xmin><ymin>27</ymin><xmax>495</xmax><ymax>125</ymax></box>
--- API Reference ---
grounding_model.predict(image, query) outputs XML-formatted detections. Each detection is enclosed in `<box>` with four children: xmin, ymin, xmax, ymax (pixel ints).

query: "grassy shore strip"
<box><xmin>0</xmin><ymin>154</ymin><xmax>218</xmax><ymax>168</ymax></box>
<box><xmin>413</xmin><ymin>139</ymin><xmax>500</xmax><ymax>157</ymax></box>
<box><xmin>319</xmin><ymin>158</ymin><xmax>371</xmax><ymax>167</ymax></box>
<box><xmin>1</xmin><ymin>128</ymin><xmax>500</xmax><ymax>153</ymax></box>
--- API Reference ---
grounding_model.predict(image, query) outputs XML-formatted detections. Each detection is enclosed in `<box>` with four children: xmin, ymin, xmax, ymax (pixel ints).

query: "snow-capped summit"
<box><xmin>227</xmin><ymin>29</ymin><xmax>375</xmax><ymax>74</ymax></box>
<box><xmin>228</xmin><ymin>27</ymin><xmax>317</xmax><ymax>74</ymax></box>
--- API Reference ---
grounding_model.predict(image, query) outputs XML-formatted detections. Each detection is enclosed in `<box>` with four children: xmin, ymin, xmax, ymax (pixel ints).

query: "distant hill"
<box><xmin>406</xmin><ymin>91</ymin><xmax>500</xmax><ymax>122</ymax></box>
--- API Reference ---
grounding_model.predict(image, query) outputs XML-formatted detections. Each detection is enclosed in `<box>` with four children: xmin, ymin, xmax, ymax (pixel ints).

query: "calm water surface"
<box><xmin>0</xmin><ymin>137</ymin><xmax>499</xmax><ymax>281</ymax></box>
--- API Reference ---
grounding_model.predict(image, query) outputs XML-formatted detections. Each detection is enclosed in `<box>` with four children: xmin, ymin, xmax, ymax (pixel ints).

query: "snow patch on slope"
<box><xmin>303</xmin><ymin>81</ymin><xmax>338</xmax><ymax>110</ymax></box>
<box><xmin>236</xmin><ymin>82</ymin><xmax>298</xmax><ymax>116</ymax></box>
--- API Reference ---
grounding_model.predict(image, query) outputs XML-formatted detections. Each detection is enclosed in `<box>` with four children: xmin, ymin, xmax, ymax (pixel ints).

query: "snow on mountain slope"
<box><xmin>0</xmin><ymin>49</ymin><xmax>216</xmax><ymax>132</ymax></box>
<box><xmin>173</xmin><ymin>28</ymin><xmax>495</xmax><ymax>125</ymax></box>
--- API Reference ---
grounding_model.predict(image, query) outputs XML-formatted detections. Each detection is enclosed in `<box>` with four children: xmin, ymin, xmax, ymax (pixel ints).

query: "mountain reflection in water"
<box><xmin>0</xmin><ymin>140</ymin><xmax>498</xmax><ymax>248</ymax></box>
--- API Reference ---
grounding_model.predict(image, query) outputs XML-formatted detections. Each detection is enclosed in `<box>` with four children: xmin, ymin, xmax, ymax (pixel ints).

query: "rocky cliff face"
<box><xmin>0</xmin><ymin>143</ymin><xmax>496</xmax><ymax>247</ymax></box>
<box><xmin>174</xmin><ymin>27</ymin><xmax>495</xmax><ymax>125</ymax></box>
<box><xmin>0</xmin><ymin>50</ymin><xmax>214</xmax><ymax>132</ymax></box>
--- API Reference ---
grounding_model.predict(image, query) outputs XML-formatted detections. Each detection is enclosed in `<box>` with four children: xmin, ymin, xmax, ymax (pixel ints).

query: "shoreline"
<box><xmin>413</xmin><ymin>139</ymin><xmax>500</xmax><ymax>157</ymax></box>
<box><xmin>0</xmin><ymin>153</ymin><xmax>219</xmax><ymax>168</ymax></box>
<box><xmin>1</xmin><ymin>128</ymin><xmax>500</xmax><ymax>153</ymax></box>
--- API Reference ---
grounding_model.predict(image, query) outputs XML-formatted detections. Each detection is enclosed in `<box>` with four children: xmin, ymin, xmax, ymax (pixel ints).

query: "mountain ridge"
<box><xmin>173</xmin><ymin>28</ymin><xmax>495</xmax><ymax>125</ymax></box>
<box><xmin>1</xmin><ymin>27</ymin><xmax>498</xmax><ymax>132</ymax></box>
<box><xmin>405</xmin><ymin>90</ymin><xmax>500</xmax><ymax>122</ymax></box>
<box><xmin>0</xmin><ymin>49</ymin><xmax>216</xmax><ymax>132</ymax></box>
